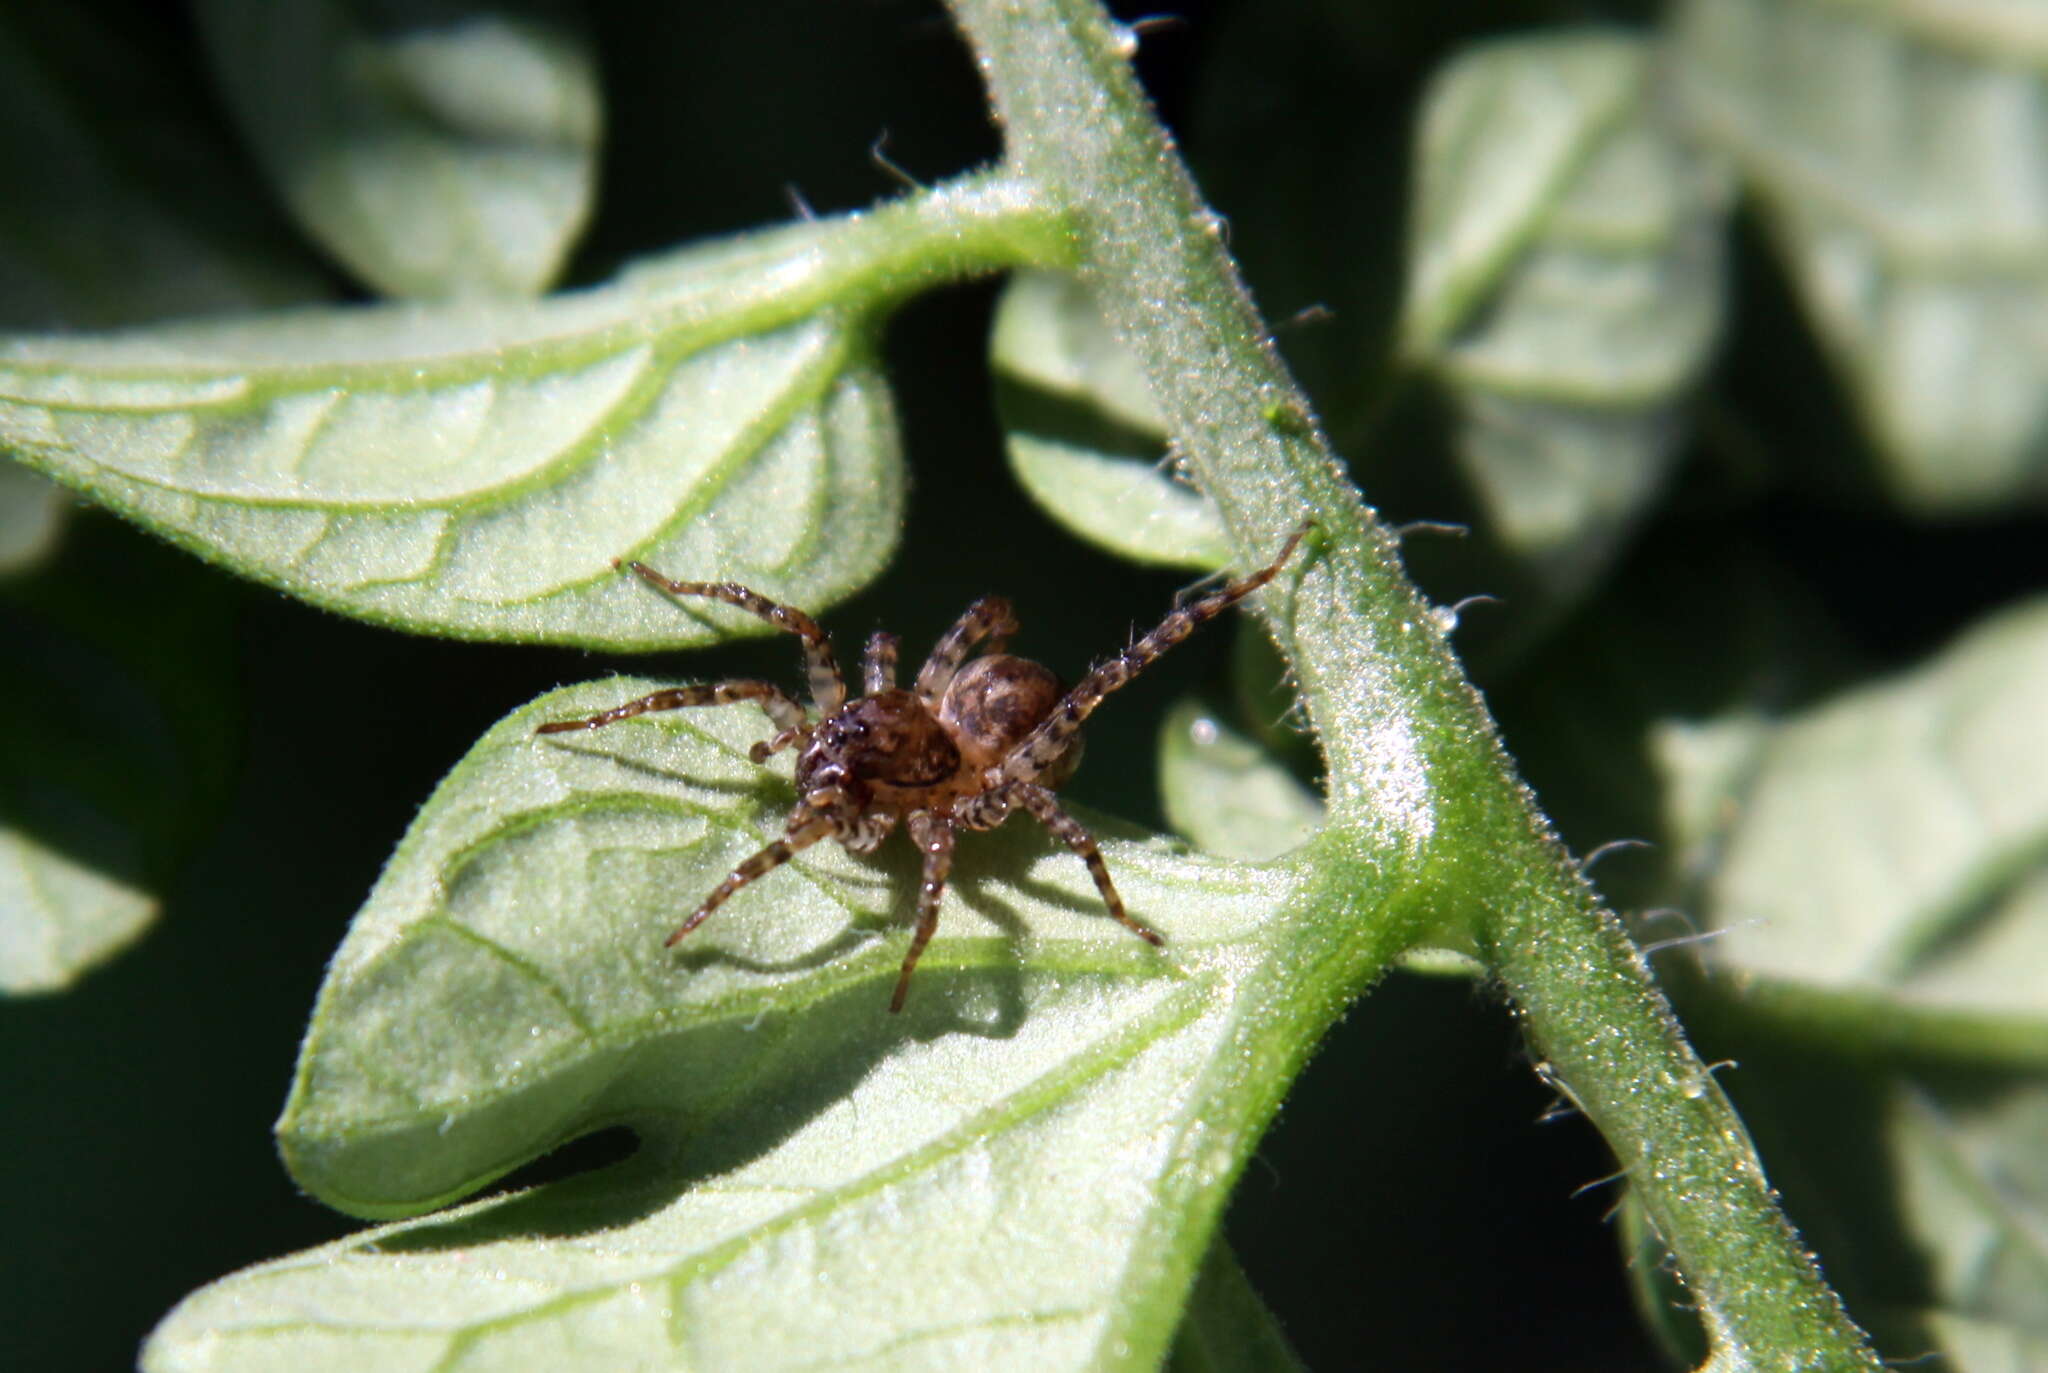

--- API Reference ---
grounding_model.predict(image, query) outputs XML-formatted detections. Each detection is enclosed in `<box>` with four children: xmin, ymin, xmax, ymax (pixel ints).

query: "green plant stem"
<box><xmin>946</xmin><ymin>1</ymin><xmax>1880</xmax><ymax>1366</ymax></box>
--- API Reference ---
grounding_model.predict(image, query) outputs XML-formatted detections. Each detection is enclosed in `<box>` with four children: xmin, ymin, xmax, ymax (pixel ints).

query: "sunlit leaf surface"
<box><xmin>1407</xmin><ymin>32</ymin><xmax>1730</xmax><ymax>601</ymax></box>
<box><xmin>0</xmin><ymin>190</ymin><xmax>1049</xmax><ymax>646</ymax></box>
<box><xmin>146</xmin><ymin>680</ymin><xmax>1301</xmax><ymax>1368</ymax></box>
<box><xmin>197</xmin><ymin>0</ymin><xmax>600</xmax><ymax>299</ymax></box>
<box><xmin>1674</xmin><ymin>0</ymin><xmax>2048</xmax><ymax>512</ymax></box>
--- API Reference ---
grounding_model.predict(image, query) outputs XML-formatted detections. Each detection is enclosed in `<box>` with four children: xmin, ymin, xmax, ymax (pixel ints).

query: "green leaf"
<box><xmin>147</xmin><ymin>678</ymin><xmax>1323</xmax><ymax>1367</ymax></box>
<box><xmin>1659</xmin><ymin>594</ymin><xmax>2048</xmax><ymax>1021</ymax></box>
<box><xmin>0</xmin><ymin>465</ymin><xmax>66</xmax><ymax>576</ymax></box>
<box><xmin>1159</xmin><ymin>699</ymin><xmax>1476</xmax><ymax>979</ymax></box>
<box><xmin>992</xmin><ymin>270</ymin><xmax>1229</xmax><ymax>570</ymax></box>
<box><xmin>1406</xmin><ymin>31</ymin><xmax>1731</xmax><ymax>601</ymax></box>
<box><xmin>0</xmin><ymin>177</ymin><xmax>1062</xmax><ymax>647</ymax></box>
<box><xmin>1672</xmin><ymin>0</ymin><xmax>2048</xmax><ymax>512</ymax></box>
<box><xmin>0</xmin><ymin>826</ymin><xmax>153</xmax><ymax>995</ymax></box>
<box><xmin>1164</xmin><ymin>1239</ymin><xmax>1308</xmax><ymax>1373</ymax></box>
<box><xmin>0</xmin><ymin>522</ymin><xmax>242</xmax><ymax>993</ymax></box>
<box><xmin>0</xmin><ymin>6</ymin><xmax>328</xmax><ymax>329</ymax></box>
<box><xmin>1158</xmin><ymin>698</ymin><xmax>1320</xmax><ymax>863</ymax></box>
<box><xmin>1647</xmin><ymin>596</ymin><xmax>2048</xmax><ymax>1366</ymax></box>
<box><xmin>196</xmin><ymin>0</ymin><xmax>601</xmax><ymax>300</ymax></box>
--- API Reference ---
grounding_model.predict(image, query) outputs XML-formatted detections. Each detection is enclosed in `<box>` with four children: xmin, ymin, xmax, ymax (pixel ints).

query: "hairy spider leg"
<box><xmin>863</xmin><ymin>631</ymin><xmax>900</xmax><ymax>695</ymax></box>
<box><xmin>1014</xmin><ymin>783</ymin><xmax>1162</xmax><ymax>946</ymax></box>
<box><xmin>665</xmin><ymin>810</ymin><xmax>840</xmax><ymax>947</ymax></box>
<box><xmin>892</xmin><ymin>811</ymin><xmax>957</xmax><ymax>1012</ymax></box>
<box><xmin>624</xmin><ymin>561</ymin><xmax>848</xmax><ymax>714</ymax></box>
<box><xmin>998</xmin><ymin>526</ymin><xmax>1308</xmax><ymax>788</ymax></box>
<box><xmin>913</xmin><ymin>596</ymin><xmax>1019</xmax><ymax>703</ymax></box>
<box><xmin>535</xmin><ymin>681</ymin><xmax>806</xmax><ymax>737</ymax></box>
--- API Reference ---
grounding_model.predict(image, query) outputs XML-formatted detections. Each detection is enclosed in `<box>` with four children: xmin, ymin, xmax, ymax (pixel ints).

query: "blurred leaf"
<box><xmin>1658</xmin><ymin>594</ymin><xmax>2048</xmax><ymax>1020</ymax></box>
<box><xmin>0</xmin><ymin>5</ymin><xmax>328</xmax><ymax>330</ymax></box>
<box><xmin>1164</xmin><ymin>1239</ymin><xmax>1309</xmax><ymax>1373</ymax></box>
<box><xmin>1159</xmin><ymin>698</ymin><xmax>1474</xmax><ymax>978</ymax></box>
<box><xmin>992</xmin><ymin>270</ymin><xmax>1229</xmax><ymax>570</ymax></box>
<box><xmin>1672</xmin><ymin>0</ymin><xmax>2048</xmax><ymax>512</ymax></box>
<box><xmin>148</xmin><ymin>678</ymin><xmax>1307</xmax><ymax>1367</ymax></box>
<box><xmin>1159</xmin><ymin>698</ymin><xmax>1320</xmax><ymax>862</ymax></box>
<box><xmin>0</xmin><ymin>827</ymin><xmax>153</xmax><ymax>995</ymax></box>
<box><xmin>1643</xmin><ymin>596</ymin><xmax>2048</xmax><ymax>1368</ymax></box>
<box><xmin>0</xmin><ymin>180</ymin><xmax>1063</xmax><ymax>647</ymax></box>
<box><xmin>0</xmin><ymin>522</ymin><xmax>242</xmax><ymax>993</ymax></box>
<box><xmin>1406</xmin><ymin>31</ymin><xmax>1731</xmax><ymax>605</ymax></box>
<box><xmin>0</xmin><ymin>465</ymin><xmax>67</xmax><ymax>576</ymax></box>
<box><xmin>197</xmin><ymin>0</ymin><xmax>600</xmax><ymax>300</ymax></box>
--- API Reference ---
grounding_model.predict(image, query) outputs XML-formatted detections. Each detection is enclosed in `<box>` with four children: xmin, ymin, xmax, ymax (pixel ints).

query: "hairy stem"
<box><xmin>947</xmin><ymin>0</ymin><xmax>1880</xmax><ymax>1366</ymax></box>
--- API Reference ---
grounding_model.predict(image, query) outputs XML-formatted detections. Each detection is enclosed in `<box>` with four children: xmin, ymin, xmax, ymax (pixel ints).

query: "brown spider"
<box><xmin>538</xmin><ymin>526</ymin><xmax>1308</xmax><ymax>1012</ymax></box>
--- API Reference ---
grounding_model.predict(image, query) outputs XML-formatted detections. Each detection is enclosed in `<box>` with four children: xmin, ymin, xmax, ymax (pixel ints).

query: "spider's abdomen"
<box><xmin>937</xmin><ymin>655</ymin><xmax>1078</xmax><ymax>779</ymax></box>
<box><xmin>797</xmin><ymin>688</ymin><xmax>960</xmax><ymax>798</ymax></box>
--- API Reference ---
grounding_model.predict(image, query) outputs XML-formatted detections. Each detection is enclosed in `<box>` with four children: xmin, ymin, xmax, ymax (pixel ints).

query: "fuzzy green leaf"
<box><xmin>0</xmin><ymin>178</ymin><xmax>1062</xmax><ymax>647</ymax></box>
<box><xmin>1673</xmin><ymin>0</ymin><xmax>2048</xmax><ymax>512</ymax></box>
<box><xmin>992</xmin><ymin>270</ymin><xmax>1228</xmax><ymax>570</ymax></box>
<box><xmin>144</xmin><ymin>677</ymin><xmax>1326</xmax><ymax>1368</ymax></box>
<box><xmin>196</xmin><ymin>0</ymin><xmax>600</xmax><ymax>299</ymax></box>
<box><xmin>1406</xmin><ymin>31</ymin><xmax>1731</xmax><ymax>601</ymax></box>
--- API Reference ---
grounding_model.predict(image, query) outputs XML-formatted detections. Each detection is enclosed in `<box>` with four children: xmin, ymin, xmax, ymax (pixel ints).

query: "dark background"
<box><xmin>7</xmin><ymin>2</ymin><xmax>2040</xmax><ymax>1369</ymax></box>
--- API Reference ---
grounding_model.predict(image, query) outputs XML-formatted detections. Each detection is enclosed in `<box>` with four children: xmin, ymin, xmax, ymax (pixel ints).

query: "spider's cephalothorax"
<box><xmin>538</xmin><ymin>526</ymin><xmax>1308</xmax><ymax>1011</ymax></box>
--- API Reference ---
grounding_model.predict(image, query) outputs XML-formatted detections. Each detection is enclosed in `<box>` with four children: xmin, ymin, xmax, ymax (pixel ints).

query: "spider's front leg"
<box><xmin>623</xmin><ymin>561</ymin><xmax>849</xmax><ymax>714</ymax></box>
<box><xmin>536</xmin><ymin>680</ymin><xmax>807</xmax><ymax>739</ymax></box>
<box><xmin>667</xmin><ymin>809</ymin><xmax>840</xmax><ymax>947</ymax></box>
<box><xmin>891</xmin><ymin>811</ymin><xmax>956</xmax><ymax>1012</ymax></box>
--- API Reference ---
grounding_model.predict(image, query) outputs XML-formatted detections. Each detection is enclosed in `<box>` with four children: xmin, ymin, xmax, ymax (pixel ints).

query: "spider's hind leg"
<box><xmin>914</xmin><ymin>596</ymin><xmax>1018</xmax><ymax>703</ymax></box>
<box><xmin>891</xmin><ymin>812</ymin><xmax>957</xmax><ymax>1012</ymax></box>
<box><xmin>667</xmin><ymin>810</ymin><xmax>838</xmax><ymax>947</ymax></box>
<box><xmin>863</xmin><ymin>632</ymin><xmax>899</xmax><ymax>696</ymax></box>
<box><xmin>994</xmin><ymin>526</ymin><xmax>1308</xmax><ymax>787</ymax></box>
<box><xmin>1015</xmin><ymin>784</ymin><xmax>1162</xmax><ymax>947</ymax></box>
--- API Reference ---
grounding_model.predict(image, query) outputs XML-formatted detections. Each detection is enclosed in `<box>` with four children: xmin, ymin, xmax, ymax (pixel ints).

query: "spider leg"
<box><xmin>914</xmin><ymin>596</ymin><xmax>1019</xmax><ymax>703</ymax></box>
<box><xmin>863</xmin><ymin>631</ymin><xmax>899</xmax><ymax>695</ymax></box>
<box><xmin>998</xmin><ymin>526</ymin><xmax>1308</xmax><ymax>786</ymax></box>
<box><xmin>891</xmin><ymin>811</ymin><xmax>956</xmax><ymax>1012</ymax></box>
<box><xmin>666</xmin><ymin>810</ymin><xmax>838</xmax><ymax>947</ymax></box>
<box><xmin>1014</xmin><ymin>784</ymin><xmax>1162</xmax><ymax>946</ymax></box>
<box><xmin>537</xmin><ymin>681</ymin><xmax>806</xmax><ymax>736</ymax></box>
<box><xmin>624</xmin><ymin>561</ymin><xmax>847</xmax><ymax>714</ymax></box>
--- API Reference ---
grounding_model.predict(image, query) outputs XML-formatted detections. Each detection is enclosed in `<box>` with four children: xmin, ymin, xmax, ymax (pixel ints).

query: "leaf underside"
<box><xmin>147</xmin><ymin>681</ymin><xmax>1304</xmax><ymax>1369</ymax></box>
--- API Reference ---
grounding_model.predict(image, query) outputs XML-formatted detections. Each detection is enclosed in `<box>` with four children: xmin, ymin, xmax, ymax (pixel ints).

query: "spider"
<box><xmin>538</xmin><ymin>525</ymin><xmax>1309</xmax><ymax>1012</ymax></box>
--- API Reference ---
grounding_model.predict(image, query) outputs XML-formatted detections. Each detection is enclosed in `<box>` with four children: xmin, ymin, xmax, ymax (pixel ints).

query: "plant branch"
<box><xmin>946</xmin><ymin>1</ymin><xmax>1880</xmax><ymax>1365</ymax></box>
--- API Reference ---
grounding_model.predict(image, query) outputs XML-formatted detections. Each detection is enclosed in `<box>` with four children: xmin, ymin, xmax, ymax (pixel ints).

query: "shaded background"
<box><xmin>6</xmin><ymin>1</ymin><xmax>2041</xmax><ymax>1368</ymax></box>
